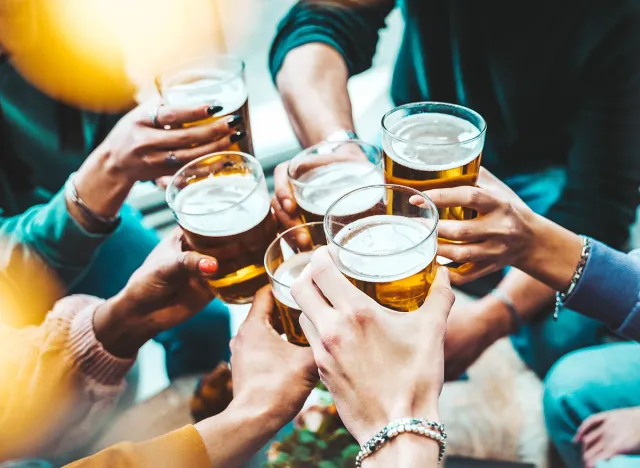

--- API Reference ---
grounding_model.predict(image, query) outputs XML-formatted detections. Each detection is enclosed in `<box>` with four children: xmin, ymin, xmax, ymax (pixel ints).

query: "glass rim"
<box><xmin>381</xmin><ymin>101</ymin><xmax>487</xmax><ymax>147</ymax></box>
<box><xmin>264</xmin><ymin>221</ymin><xmax>325</xmax><ymax>289</ymax></box>
<box><xmin>156</xmin><ymin>53</ymin><xmax>246</xmax><ymax>93</ymax></box>
<box><xmin>324</xmin><ymin>184</ymin><xmax>439</xmax><ymax>258</ymax></box>
<box><xmin>165</xmin><ymin>151</ymin><xmax>264</xmax><ymax>217</ymax></box>
<box><xmin>287</xmin><ymin>139</ymin><xmax>383</xmax><ymax>189</ymax></box>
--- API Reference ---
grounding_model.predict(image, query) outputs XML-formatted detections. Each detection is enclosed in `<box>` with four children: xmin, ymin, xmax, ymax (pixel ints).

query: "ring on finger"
<box><xmin>165</xmin><ymin>151</ymin><xmax>181</xmax><ymax>167</ymax></box>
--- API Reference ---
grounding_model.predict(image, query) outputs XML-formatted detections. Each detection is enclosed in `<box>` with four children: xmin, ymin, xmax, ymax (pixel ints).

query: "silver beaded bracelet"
<box><xmin>554</xmin><ymin>236</ymin><xmax>591</xmax><ymax>321</ymax></box>
<box><xmin>355</xmin><ymin>418</ymin><xmax>447</xmax><ymax>467</ymax></box>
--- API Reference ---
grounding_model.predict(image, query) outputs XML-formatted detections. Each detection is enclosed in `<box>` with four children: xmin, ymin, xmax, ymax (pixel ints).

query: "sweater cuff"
<box><xmin>55</xmin><ymin>296</ymin><xmax>135</xmax><ymax>387</ymax></box>
<box><xmin>563</xmin><ymin>241</ymin><xmax>640</xmax><ymax>330</ymax></box>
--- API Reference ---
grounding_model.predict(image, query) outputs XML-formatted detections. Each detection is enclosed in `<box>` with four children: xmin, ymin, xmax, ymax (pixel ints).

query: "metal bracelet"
<box><xmin>66</xmin><ymin>175</ymin><xmax>121</xmax><ymax>231</ymax></box>
<box><xmin>554</xmin><ymin>236</ymin><xmax>591</xmax><ymax>321</ymax></box>
<box><xmin>490</xmin><ymin>288</ymin><xmax>523</xmax><ymax>333</ymax></box>
<box><xmin>355</xmin><ymin>418</ymin><xmax>447</xmax><ymax>467</ymax></box>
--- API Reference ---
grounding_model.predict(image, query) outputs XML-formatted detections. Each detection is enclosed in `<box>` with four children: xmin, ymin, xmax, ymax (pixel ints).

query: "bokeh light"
<box><xmin>0</xmin><ymin>0</ymin><xmax>259</xmax><ymax>112</ymax></box>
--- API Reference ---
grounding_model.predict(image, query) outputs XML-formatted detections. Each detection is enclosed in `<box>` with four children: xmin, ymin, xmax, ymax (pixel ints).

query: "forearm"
<box><xmin>195</xmin><ymin>396</ymin><xmax>285</xmax><ymax>467</ymax></box>
<box><xmin>276</xmin><ymin>43</ymin><xmax>355</xmax><ymax>147</ymax></box>
<box><xmin>0</xmin><ymin>296</ymin><xmax>133</xmax><ymax>460</ymax></box>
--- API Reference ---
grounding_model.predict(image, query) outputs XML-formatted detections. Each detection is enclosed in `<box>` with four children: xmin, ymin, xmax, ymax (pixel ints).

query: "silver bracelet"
<box><xmin>355</xmin><ymin>418</ymin><xmax>447</xmax><ymax>467</ymax></box>
<box><xmin>554</xmin><ymin>236</ymin><xmax>591</xmax><ymax>321</ymax></box>
<box><xmin>66</xmin><ymin>174</ymin><xmax>121</xmax><ymax>231</ymax></box>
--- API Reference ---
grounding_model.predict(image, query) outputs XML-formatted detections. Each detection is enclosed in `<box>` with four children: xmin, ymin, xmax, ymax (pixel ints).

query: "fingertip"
<box><xmin>409</xmin><ymin>194</ymin><xmax>425</xmax><ymax>206</ymax></box>
<box><xmin>282</xmin><ymin>198</ymin><xmax>295</xmax><ymax>213</ymax></box>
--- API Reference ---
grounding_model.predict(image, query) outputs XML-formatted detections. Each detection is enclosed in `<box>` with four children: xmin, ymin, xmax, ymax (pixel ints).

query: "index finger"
<box><xmin>575</xmin><ymin>413</ymin><xmax>606</xmax><ymax>442</ymax></box>
<box><xmin>151</xmin><ymin>103</ymin><xmax>224</xmax><ymax>129</ymax></box>
<box><xmin>274</xmin><ymin>162</ymin><xmax>297</xmax><ymax>214</ymax></box>
<box><xmin>410</xmin><ymin>186</ymin><xmax>501</xmax><ymax>214</ymax></box>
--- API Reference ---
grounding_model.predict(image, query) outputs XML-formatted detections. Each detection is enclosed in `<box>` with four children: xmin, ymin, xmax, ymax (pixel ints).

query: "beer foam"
<box><xmin>173</xmin><ymin>174</ymin><xmax>270</xmax><ymax>236</ymax></box>
<box><xmin>163</xmin><ymin>71</ymin><xmax>247</xmax><ymax>115</ymax></box>
<box><xmin>272</xmin><ymin>250</ymin><xmax>313</xmax><ymax>309</ymax></box>
<box><xmin>333</xmin><ymin>215</ymin><xmax>437</xmax><ymax>282</ymax></box>
<box><xmin>295</xmin><ymin>162</ymin><xmax>385</xmax><ymax>217</ymax></box>
<box><xmin>384</xmin><ymin>113</ymin><xmax>482</xmax><ymax>171</ymax></box>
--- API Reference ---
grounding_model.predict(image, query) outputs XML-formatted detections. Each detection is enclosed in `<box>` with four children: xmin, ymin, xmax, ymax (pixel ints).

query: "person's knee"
<box><xmin>543</xmin><ymin>350</ymin><xmax>599</xmax><ymax>437</ymax></box>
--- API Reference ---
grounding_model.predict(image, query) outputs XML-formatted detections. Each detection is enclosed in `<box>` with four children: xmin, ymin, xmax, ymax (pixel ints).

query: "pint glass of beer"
<box><xmin>157</xmin><ymin>54</ymin><xmax>254</xmax><ymax>154</ymax></box>
<box><xmin>382</xmin><ymin>102</ymin><xmax>486</xmax><ymax>268</ymax></box>
<box><xmin>167</xmin><ymin>152</ymin><xmax>277</xmax><ymax>304</ymax></box>
<box><xmin>324</xmin><ymin>184</ymin><xmax>439</xmax><ymax>312</ymax></box>
<box><xmin>265</xmin><ymin>222</ymin><xmax>327</xmax><ymax>346</ymax></box>
<box><xmin>288</xmin><ymin>140</ymin><xmax>384</xmax><ymax>223</ymax></box>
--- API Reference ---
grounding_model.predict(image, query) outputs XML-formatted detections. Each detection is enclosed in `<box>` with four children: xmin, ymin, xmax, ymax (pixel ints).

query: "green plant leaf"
<box><xmin>297</xmin><ymin>429</ymin><xmax>316</xmax><ymax>445</ymax></box>
<box><xmin>317</xmin><ymin>461</ymin><xmax>339</xmax><ymax>468</ymax></box>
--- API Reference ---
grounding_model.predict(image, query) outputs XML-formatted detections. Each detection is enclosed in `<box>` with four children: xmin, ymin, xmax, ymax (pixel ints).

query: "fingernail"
<box><xmin>230</xmin><ymin>130</ymin><xmax>247</xmax><ymax>143</ymax></box>
<box><xmin>282</xmin><ymin>198</ymin><xmax>294</xmax><ymax>213</ymax></box>
<box><xmin>226</xmin><ymin>115</ymin><xmax>243</xmax><ymax>129</ymax></box>
<box><xmin>199</xmin><ymin>258</ymin><xmax>218</xmax><ymax>275</ymax></box>
<box><xmin>207</xmin><ymin>105</ymin><xmax>224</xmax><ymax>116</ymax></box>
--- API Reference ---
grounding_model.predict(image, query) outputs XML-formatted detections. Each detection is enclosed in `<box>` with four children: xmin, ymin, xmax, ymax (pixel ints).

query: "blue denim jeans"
<box><xmin>543</xmin><ymin>342</ymin><xmax>640</xmax><ymax>467</ymax></box>
<box><xmin>70</xmin><ymin>204</ymin><xmax>231</xmax><ymax>379</ymax></box>
<box><xmin>504</xmin><ymin>168</ymin><xmax>609</xmax><ymax>379</ymax></box>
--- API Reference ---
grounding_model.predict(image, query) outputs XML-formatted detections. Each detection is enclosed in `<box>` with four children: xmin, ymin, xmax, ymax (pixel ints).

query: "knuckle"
<box><xmin>350</xmin><ymin>306</ymin><xmax>373</xmax><ymax>326</ymax></box>
<box><xmin>453</xmin><ymin>246</ymin><xmax>472</xmax><ymax>263</ymax></box>
<box><xmin>433</xmin><ymin>285</ymin><xmax>456</xmax><ymax>307</ymax></box>
<box><xmin>162</xmin><ymin>110</ymin><xmax>178</xmax><ymax>126</ymax></box>
<box><xmin>320</xmin><ymin>328</ymin><xmax>341</xmax><ymax>353</ymax></box>
<box><xmin>467</xmin><ymin>188</ymin><xmax>483</xmax><ymax>206</ymax></box>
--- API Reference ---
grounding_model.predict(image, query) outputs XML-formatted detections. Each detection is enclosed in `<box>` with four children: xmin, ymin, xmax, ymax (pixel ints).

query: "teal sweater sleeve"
<box><xmin>0</xmin><ymin>184</ymin><xmax>110</xmax><ymax>288</ymax></box>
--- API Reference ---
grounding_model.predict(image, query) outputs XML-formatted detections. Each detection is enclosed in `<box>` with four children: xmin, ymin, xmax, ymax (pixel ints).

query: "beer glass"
<box><xmin>167</xmin><ymin>152</ymin><xmax>277</xmax><ymax>304</ymax></box>
<box><xmin>265</xmin><ymin>222</ymin><xmax>327</xmax><ymax>346</ymax></box>
<box><xmin>324</xmin><ymin>184</ymin><xmax>439</xmax><ymax>312</ymax></box>
<box><xmin>157</xmin><ymin>54</ymin><xmax>254</xmax><ymax>155</ymax></box>
<box><xmin>288</xmin><ymin>140</ymin><xmax>384</xmax><ymax>223</ymax></box>
<box><xmin>382</xmin><ymin>102</ymin><xmax>486</xmax><ymax>268</ymax></box>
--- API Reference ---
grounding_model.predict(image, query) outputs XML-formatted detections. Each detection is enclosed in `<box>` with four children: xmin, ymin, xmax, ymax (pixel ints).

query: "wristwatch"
<box><xmin>325</xmin><ymin>129</ymin><xmax>359</xmax><ymax>142</ymax></box>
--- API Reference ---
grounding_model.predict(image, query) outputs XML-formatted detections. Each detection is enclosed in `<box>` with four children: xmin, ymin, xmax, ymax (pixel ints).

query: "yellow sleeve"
<box><xmin>64</xmin><ymin>425</ymin><xmax>211</xmax><ymax>468</ymax></box>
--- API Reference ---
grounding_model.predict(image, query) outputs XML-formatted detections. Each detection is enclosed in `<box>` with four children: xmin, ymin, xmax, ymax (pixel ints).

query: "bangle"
<box><xmin>355</xmin><ymin>418</ymin><xmax>447</xmax><ymax>467</ymax></box>
<box><xmin>66</xmin><ymin>175</ymin><xmax>121</xmax><ymax>232</ymax></box>
<box><xmin>490</xmin><ymin>289</ymin><xmax>522</xmax><ymax>333</ymax></box>
<box><xmin>554</xmin><ymin>236</ymin><xmax>591</xmax><ymax>321</ymax></box>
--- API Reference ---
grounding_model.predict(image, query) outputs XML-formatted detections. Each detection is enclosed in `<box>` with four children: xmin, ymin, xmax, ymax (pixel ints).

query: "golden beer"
<box><xmin>265</xmin><ymin>222</ymin><xmax>328</xmax><ymax>346</ymax></box>
<box><xmin>271</xmin><ymin>251</ymin><xmax>313</xmax><ymax>346</ymax></box>
<box><xmin>289</xmin><ymin>140</ymin><xmax>384</xmax><ymax>223</ymax></box>
<box><xmin>382</xmin><ymin>104</ymin><xmax>486</xmax><ymax>221</ymax></box>
<box><xmin>325</xmin><ymin>185</ymin><xmax>439</xmax><ymax>312</ymax></box>
<box><xmin>168</xmin><ymin>152</ymin><xmax>277</xmax><ymax>304</ymax></box>
<box><xmin>331</xmin><ymin>215</ymin><xmax>438</xmax><ymax>311</ymax></box>
<box><xmin>158</xmin><ymin>55</ymin><xmax>254</xmax><ymax>155</ymax></box>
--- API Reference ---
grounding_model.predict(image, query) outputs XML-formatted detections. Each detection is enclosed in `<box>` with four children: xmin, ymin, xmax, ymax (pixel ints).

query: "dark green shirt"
<box><xmin>0</xmin><ymin>58</ymin><xmax>124</xmax><ymax>287</ymax></box>
<box><xmin>270</xmin><ymin>0</ymin><xmax>640</xmax><ymax>249</ymax></box>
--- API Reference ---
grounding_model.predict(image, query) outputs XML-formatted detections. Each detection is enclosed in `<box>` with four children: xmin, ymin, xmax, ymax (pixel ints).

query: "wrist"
<box><xmin>227</xmin><ymin>392</ymin><xmax>287</xmax><ymax>436</ymax></box>
<box><xmin>93</xmin><ymin>293</ymin><xmax>150</xmax><ymax>358</ymax></box>
<box><xmin>516</xmin><ymin>213</ymin><xmax>584</xmax><ymax>291</ymax></box>
<box><xmin>355</xmin><ymin>402</ymin><xmax>440</xmax><ymax>446</ymax></box>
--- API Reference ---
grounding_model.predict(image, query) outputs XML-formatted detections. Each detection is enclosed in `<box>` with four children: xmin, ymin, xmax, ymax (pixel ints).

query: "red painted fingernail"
<box><xmin>199</xmin><ymin>258</ymin><xmax>218</xmax><ymax>274</ymax></box>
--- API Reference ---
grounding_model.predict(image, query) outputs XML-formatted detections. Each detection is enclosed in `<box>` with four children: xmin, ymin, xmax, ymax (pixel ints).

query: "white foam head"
<box><xmin>173</xmin><ymin>174</ymin><xmax>270</xmax><ymax>236</ymax></box>
<box><xmin>271</xmin><ymin>250</ymin><xmax>313</xmax><ymax>310</ymax></box>
<box><xmin>332</xmin><ymin>215</ymin><xmax>437</xmax><ymax>282</ymax></box>
<box><xmin>294</xmin><ymin>161</ymin><xmax>385</xmax><ymax>217</ymax></box>
<box><xmin>162</xmin><ymin>71</ymin><xmax>247</xmax><ymax>115</ymax></box>
<box><xmin>383</xmin><ymin>113</ymin><xmax>484</xmax><ymax>171</ymax></box>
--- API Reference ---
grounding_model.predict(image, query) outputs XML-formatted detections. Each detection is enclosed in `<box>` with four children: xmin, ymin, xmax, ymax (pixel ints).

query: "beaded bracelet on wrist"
<box><xmin>554</xmin><ymin>236</ymin><xmax>591</xmax><ymax>321</ymax></box>
<box><xmin>355</xmin><ymin>418</ymin><xmax>447</xmax><ymax>467</ymax></box>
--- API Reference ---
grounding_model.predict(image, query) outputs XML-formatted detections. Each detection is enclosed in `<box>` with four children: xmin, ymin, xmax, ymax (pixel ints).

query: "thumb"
<box><xmin>173</xmin><ymin>251</ymin><xmax>219</xmax><ymax>279</ymax></box>
<box><xmin>419</xmin><ymin>267</ymin><xmax>455</xmax><ymax>319</ymax></box>
<box><xmin>246</xmin><ymin>285</ymin><xmax>276</xmax><ymax>323</ymax></box>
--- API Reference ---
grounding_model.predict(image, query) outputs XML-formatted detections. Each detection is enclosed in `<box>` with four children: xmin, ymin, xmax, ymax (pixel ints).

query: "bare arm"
<box><xmin>276</xmin><ymin>43</ymin><xmax>355</xmax><ymax>147</ymax></box>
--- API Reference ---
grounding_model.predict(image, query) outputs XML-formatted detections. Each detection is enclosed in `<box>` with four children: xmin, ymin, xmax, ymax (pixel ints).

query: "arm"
<box><xmin>270</xmin><ymin>0</ymin><xmax>394</xmax><ymax>147</ymax></box>
<box><xmin>0</xmin><ymin>296</ymin><xmax>133</xmax><ymax>461</ymax></box>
